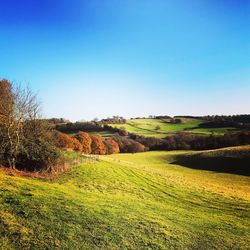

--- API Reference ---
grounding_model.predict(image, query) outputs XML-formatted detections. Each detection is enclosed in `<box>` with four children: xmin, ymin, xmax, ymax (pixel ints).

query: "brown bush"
<box><xmin>91</xmin><ymin>134</ymin><xmax>106</xmax><ymax>155</ymax></box>
<box><xmin>74</xmin><ymin>131</ymin><xmax>92</xmax><ymax>154</ymax></box>
<box><xmin>53</xmin><ymin>131</ymin><xmax>82</xmax><ymax>152</ymax></box>
<box><xmin>104</xmin><ymin>138</ymin><xmax>120</xmax><ymax>154</ymax></box>
<box><xmin>71</xmin><ymin>138</ymin><xmax>83</xmax><ymax>152</ymax></box>
<box><xmin>53</xmin><ymin>131</ymin><xmax>73</xmax><ymax>149</ymax></box>
<box><xmin>112</xmin><ymin>135</ymin><xmax>145</xmax><ymax>153</ymax></box>
<box><xmin>118</xmin><ymin>129</ymin><xmax>128</xmax><ymax>136</ymax></box>
<box><xmin>127</xmin><ymin>141</ymin><xmax>145</xmax><ymax>153</ymax></box>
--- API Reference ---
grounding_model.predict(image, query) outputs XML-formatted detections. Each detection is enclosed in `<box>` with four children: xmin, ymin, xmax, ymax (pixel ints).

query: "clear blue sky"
<box><xmin>0</xmin><ymin>0</ymin><xmax>249</xmax><ymax>121</ymax></box>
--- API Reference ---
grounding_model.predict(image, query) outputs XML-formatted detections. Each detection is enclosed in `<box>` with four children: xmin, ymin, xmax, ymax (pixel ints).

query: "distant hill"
<box><xmin>109</xmin><ymin>117</ymin><xmax>241</xmax><ymax>138</ymax></box>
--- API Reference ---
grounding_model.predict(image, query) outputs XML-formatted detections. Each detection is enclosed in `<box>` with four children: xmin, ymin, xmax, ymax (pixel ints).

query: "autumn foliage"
<box><xmin>74</xmin><ymin>132</ymin><xmax>92</xmax><ymax>154</ymax></box>
<box><xmin>91</xmin><ymin>134</ymin><xmax>107</xmax><ymax>155</ymax></box>
<box><xmin>70</xmin><ymin>138</ymin><xmax>83</xmax><ymax>152</ymax></box>
<box><xmin>104</xmin><ymin>138</ymin><xmax>120</xmax><ymax>154</ymax></box>
<box><xmin>112</xmin><ymin>135</ymin><xmax>145</xmax><ymax>153</ymax></box>
<box><xmin>53</xmin><ymin>131</ymin><xmax>82</xmax><ymax>152</ymax></box>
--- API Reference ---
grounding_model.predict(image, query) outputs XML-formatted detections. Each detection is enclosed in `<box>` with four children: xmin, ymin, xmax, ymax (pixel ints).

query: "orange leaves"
<box><xmin>74</xmin><ymin>132</ymin><xmax>92</xmax><ymax>154</ymax></box>
<box><xmin>53</xmin><ymin>131</ymin><xmax>82</xmax><ymax>152</ymax></box>
<box><xmin>53</xmin><ymin>131</ymin><xmax>121</xmax><ymax>155</ymax></box>
<box><xmin>104</xmin><ymin>138</ymin><xmax>120</xmax><ymax>154</ymax></box>
<box><xmin>91</xmin><ymin>134</ymin><xmax>106</xmax><ymax>155</ymax></box>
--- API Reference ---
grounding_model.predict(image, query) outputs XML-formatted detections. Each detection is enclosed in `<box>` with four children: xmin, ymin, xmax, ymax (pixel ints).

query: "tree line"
<box><xmin>130</xmin><ymin>131</ymin><xmax>250</xmax><ymax>151</ymax></box>
<box><xmin>53</xmin><ymin>131</ymin><xmax>145</xmax><ymax>155</ymax></box>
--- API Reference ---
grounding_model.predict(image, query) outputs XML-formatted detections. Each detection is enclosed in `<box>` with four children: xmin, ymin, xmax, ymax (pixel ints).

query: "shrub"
<box><xmin>53</xmin><ymin>131</ymin><xmax>73</xmax><ymax>149</ymax></box>
<box><xmin>53</xmin><ymin>131</ymin><xmax>82</xmax><ymax>152</ymax></box>
<box><xmin>112</xmin><ymin>135</ymin><xmax>145</xmax><ymax>153</ymax></box>
<box><xmin>17</xmin><ymin>138</ymin><xmax>61</xmax><ymax>172</ymax></box>
<box><xmin>0</xmin><ymin>80</ymin><xmax>61</xmax><ymax>170</ymax></box>
<box><xmin>104</xmin><ymin>138</ymin><xmax>120</xmax><ymax>154</ymax></box>
<box><xmin>71</xmin><ymin>138</ymin><xmax>83</xmax><ymax>152</ymax></box>
<box><xmin>74</xmin><ymin>131</ymin><xmax>92</xmax><ymax>154</ymax></box>
<box><xmin>118</xmin><ymin>129</ymin><xmax>128</xmax><ymax>136</ymax></box>
<box><xmin>91</xmin><ymin>134</ymin><xmax>106</xmax><ymax>155</ymax></box>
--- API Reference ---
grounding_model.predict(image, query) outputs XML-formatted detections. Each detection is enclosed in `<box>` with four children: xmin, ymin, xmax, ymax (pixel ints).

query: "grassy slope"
<box><xmin>173</xmin><ymin>145</ymin><xmax>250</xmax><ymax>176</ymax></box>
<box><xmin>0</xmin><ymin>150</ymin><xmax>250</xmax><ymax>249</ymax></box>
<box><xmin>110</xmin><ymin>118</ymin><xmax>238</xmax><ymax>138</ymax></box>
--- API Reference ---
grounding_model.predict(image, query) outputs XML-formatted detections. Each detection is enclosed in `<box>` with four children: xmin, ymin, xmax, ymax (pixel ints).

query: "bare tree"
<box><xmin>0</xmin><ymin>80</ymin><xmax>41</xmax><ymax>168</ymax></box>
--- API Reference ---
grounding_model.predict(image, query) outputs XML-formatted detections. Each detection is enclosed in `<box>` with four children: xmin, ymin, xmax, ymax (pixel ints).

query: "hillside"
<box><xmin>109</xmin><ymin>118</ymin><xmax>239</xmax><ymax>138</ymax></box>
<box><xmin>0</xmin><ymin>150</ymin><xmax>249</xmax><ymax>249</ymax></box>
<box><xmin>174</xmin><ymin>145</ymin><xmax>250</xmax><ymax>176</ymax></box>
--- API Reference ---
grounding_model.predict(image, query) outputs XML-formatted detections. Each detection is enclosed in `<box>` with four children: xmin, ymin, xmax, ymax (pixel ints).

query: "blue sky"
<box><xmin>0</xmin><ymin>0</ymin><xmax>249</xmax><ymax>121</ymax></box>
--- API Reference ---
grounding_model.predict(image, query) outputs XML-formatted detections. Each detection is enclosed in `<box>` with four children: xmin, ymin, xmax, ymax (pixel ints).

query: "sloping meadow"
<box><xmin>0</xmin><ymin>149</ymin><xmax>249</xmax><ymax>249</ymax></box>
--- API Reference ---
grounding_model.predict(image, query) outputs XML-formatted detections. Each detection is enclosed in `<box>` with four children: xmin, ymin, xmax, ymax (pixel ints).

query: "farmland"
<box><xmin>109</xmin><ymin>118</ymin><xmax>239</xmax><ymax>138</ymax></box>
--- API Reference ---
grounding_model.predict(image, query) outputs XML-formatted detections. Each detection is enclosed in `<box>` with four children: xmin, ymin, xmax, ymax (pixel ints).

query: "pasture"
<box><xmin>0</xmin><ymin>149</ymin><xmax>249</xmax><ymax>249</ymax></box>
<box><xmin>109</xmin><ymin>118</ymin><xmax>238</xmax><ymax>138</ymax></box>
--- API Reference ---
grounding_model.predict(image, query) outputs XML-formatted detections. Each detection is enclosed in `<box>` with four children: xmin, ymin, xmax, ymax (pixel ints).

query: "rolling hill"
<box><xmin>173</xmin><ymin>145</ymin><xmax>250</xmax><ymax>176</ymax></box>
<box><xmin>109</xmin><ymin>118</ymin><xmax>239</xmax><ymax>138</ymax></box>
<box><xmin>0</xmin><ymin>149</ymin><xmax>249</xmax><ymax>249</ymax></box>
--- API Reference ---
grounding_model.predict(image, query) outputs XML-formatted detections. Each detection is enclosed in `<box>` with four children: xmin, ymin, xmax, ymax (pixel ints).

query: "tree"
<box><xmin>127</xmin><ymin>140</ymin><xmax>145</xmax><ymax>153</ymax></box>
<box><xmin>112</xmin><ymin>135</ymin><xmax>145</xmax><ymax>153</ymax></box>
<box><xmin>0</xmin><ymin>82</ymin><xmax>40</xmax><ymax>168</ymax></box>
<box><xmin>53</xmin><ymin>131</ymin><xmax>73</xmax><ymax>149</ymax></box>
<box><xmin>118</xmin><ymin>128</ymin><xmax>128</xmax><ymax>136</ymax></box>
<box><xmin>53</xmin><ymin>131</ymin><xmax>82</xmax><ymax>152</ymax></box>
<box><xmin>104</xmin><ymin>137</ymin><xmax>120</xmax><ymax>154</ymax></box>
<box><xmin>74</xmin><ymin>131</ymin><xmax>92</xmax><ymax>154</ymax></box>
<box><xmin>0</xmin><ymin>79</ymin><xmax>13</xmax><ymax>124</ymax></box>
<box><xmin>71</xmin><ymin>138</ymin><xmax>83</xmax><ymax>152</ymax></box>
<box><xmin>0</xmin><ymin>80</ymin><xmax>60</xmax><ymax>170</ymax></box>
<box><xmin>18</xmin><ymin>120</ymin><xmax>60</xmax><ymax>171</ymax></box>
<box><xmin>91</xmin><ymin>134</ymin><xmax>106</xmax><ymax>155</ymax></box>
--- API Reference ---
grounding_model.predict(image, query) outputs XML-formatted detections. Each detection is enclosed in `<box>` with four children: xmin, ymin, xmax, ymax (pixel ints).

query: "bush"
<box><xmin>104</xmin><ymin>138</ymin><xmax>120</xmax><ymax>154</ymax></box>
<box><xmin>53</xmin><ymin>131</ymin><xmax>82</xmax><ymax>152</ymax></box>
<box><xmin>74</xmin><ymin>132</ymin><xmax>92</xmax><ymax>154</ymax></box>
<box><xmin>112</xmin><ymin>135</ymin><xmax>145</xmax><ymax>153</ymax></box>
<box><xmin>17</xmin><ymin>138</ymin><xmax>61</xmax><ymax>171</ymax></box>
<box><xmin>71</xmin><ymin>138</ymin><xmax>83</xmax><ymax>152</ymax></box>
<box><xmin>118</xmin><ymin>129</ymin><xmax>128</xmax><ymax>136</ymax></box>
<box><xmin>53</xmin><ymin>131</ymin><xmax>74</xmax><ymax>149</ymax></box>
<box><xmin>91</xmin><ymin>134</ymin><xmax>106</xmax><ymax>155</ymax></box>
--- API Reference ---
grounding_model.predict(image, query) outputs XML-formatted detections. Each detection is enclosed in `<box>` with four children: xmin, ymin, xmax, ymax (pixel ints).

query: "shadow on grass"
<box><xmin>172</xmin><ymin>154</ymin><xmax>250</xmax><ymax>176</ymax></box>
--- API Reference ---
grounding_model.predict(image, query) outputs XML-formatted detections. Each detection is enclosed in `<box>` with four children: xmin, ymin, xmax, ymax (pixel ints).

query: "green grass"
<box><xmin>109</xmin><ymin>118</ymin><xmax>239</xmax><ymax>138</ymax></box>
<box><xmin>88</xmin><ymin>131</ymin><xmax>116</xmax><ymax>138</ymax></box>
<box><xmin>0</xmin><ymin>150</ymin><xmax>250</xmax><ymax>249</ymax></box>
<box><xmin>68</xmin><ymin>131</ymin><xmax>116</xmax><ymax>138</ymax></box>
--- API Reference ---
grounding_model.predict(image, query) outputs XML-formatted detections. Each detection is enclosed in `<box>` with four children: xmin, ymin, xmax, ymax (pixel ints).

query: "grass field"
<box><xmin>0</xmin><ymin>149</ymin><xmax>249</xmax><ymax>249</ymax></box>
<box><xmin>110</xmin><ymin>118</ymin><xmax>239</xmax><ymax>138</ymax></box>
<box><xmin>69</xmin><ymin>131</ymin><xmax>116</xmax><ymax>138</ymax></box>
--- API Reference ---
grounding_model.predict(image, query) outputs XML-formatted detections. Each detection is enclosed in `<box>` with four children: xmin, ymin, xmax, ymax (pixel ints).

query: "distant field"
<box><xmin>0</xmin><ymin>148</ymin><xmax>249</xmax><ymax>249</ymax></box>
<box><xmin>88</xmin><ymin>131</ymin><xmax>116</xmax><ymax>138</ymax></box>
<box><xmin>109</xmin><ymin>118</ymin><xmax>238</xmax><ymax>138</ymax></box>
<box><xmin>69</xmin><ymin>131</ymin><xmax>116</xmax><ymax>138</ymax></box>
